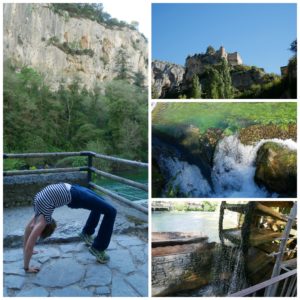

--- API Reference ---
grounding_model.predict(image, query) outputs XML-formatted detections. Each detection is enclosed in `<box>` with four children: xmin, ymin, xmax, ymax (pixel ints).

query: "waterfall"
<box><xmin>157</xmin><ymin>135</ymin><xmax>296</xmax><ymax>198</ymax></box>
<box><xmin>159</xmin><ymin>156</ymin><xmax>212</xmax><ymax>197</ymax></box>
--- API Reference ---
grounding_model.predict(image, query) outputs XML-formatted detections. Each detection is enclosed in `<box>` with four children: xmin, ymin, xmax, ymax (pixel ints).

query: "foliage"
<box><xmin>114</xmin><ymin>48</ymin><xmax>132</xmax><ymax>81</ymax></box>
<box><xmin>203</xmin><ymin>59</ymin><xmax>234</xmax><ymax>99</ymax></box>
<box><xmin>50</xmin><ymin>3</ymin><xmax>141</xmax><ymax>33</ymax></box>
<box><xmin>190</xmin><ymin>75</ymin><xmax>202</xmax><ymax>98</ymax></box>
<box><xmin>3</xmin><ymin>62</ymin><xmax>147</xmax><ymax>170</ymax></box>
<box><xmin>47</xmin><ymin>37</ymin><xmax>94</xmax><ymax>57</ymax></box>
<box><xmin>172</xmin><ymin>201</ymin><xmax>218</xmax><ymax>211</ymax></box>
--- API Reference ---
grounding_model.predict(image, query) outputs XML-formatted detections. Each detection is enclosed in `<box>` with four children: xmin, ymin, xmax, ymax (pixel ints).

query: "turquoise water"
<box><xmin>152</xmin><ymin>210</ymin><xmax>239</xmax><ymax>243</ymax></box>
<box><xmin>95</xmin><ymin>169</ymin><xmax>148</xmax><ymax>202</ymax></box>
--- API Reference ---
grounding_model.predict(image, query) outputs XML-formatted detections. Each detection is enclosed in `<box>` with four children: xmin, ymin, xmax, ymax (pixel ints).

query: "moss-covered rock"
<box><xmin>255</xmin><ymin>142</ymin><xmax>296</xmax><ymax>196</ymax></box>
<box><xmin>239</xmin><ymin>124</ymin><xmax>296</xmax><ymax>145</ymax></box>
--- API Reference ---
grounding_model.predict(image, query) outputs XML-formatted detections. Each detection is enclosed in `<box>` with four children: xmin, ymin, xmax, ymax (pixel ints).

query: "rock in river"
<box><xmin>255</xmin><ymin>142</ymin><xmax>296</xmax><ymax>196</ymax></box>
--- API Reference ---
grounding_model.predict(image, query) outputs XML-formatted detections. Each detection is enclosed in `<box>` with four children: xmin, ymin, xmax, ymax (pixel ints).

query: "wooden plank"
<box><xmin>255</xmin><ymin>203</ymin><xmax>288</xmax><ymax>222</ymax></box>
<box><xmin>90</xmin><ymin>167</ymin><xmax>148</xmax><ymax>191</ymax></box>
<box><xmin>4</xmin><ymin>152</ymin><xmax>82</xmax><ymax>158</ymax></box>
<box><xmin>222</xmin><ymin>228</ymin><xmax>282</xmax><ymax>246</ymax></box>
<box><xmin>259</xmin><ymin>201</ymin><xmax>294</xmax><ymax>208</ymax></box>
<box><xmin>3</xmin><ymin>167</ymin><xmax>87</xmax><ymax>176</ymax></box>
<box><xmin>91</xmin><ymin>152</ymin><xmax>148</xmax><ymax>168</ymax></box>
<box><xmin>152</xmin><ymin>236</ymin><xmax>208</xmax><ymax>248</ymax></box>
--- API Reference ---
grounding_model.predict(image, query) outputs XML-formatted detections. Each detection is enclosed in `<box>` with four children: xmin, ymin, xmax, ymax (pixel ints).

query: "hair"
<box><xmin>40</xmin><ymin>219</ymin><xmax>57</xmax><ymax>240</ymax></box>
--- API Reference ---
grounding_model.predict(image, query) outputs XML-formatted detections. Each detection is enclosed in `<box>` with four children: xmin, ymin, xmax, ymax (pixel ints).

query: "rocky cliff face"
<box><xmin>3</xmin><ymin>3</ymin><xmax>148</xmax><ymax>90</ymax></box>
<box><xmin>152</xmin><ymin>60</ymin><xmax>185</xmax><ymax>98</ymax></box>
<box><xmin>152</xmin><ymin>46</ymin><xmax>277</xmax><ymax>98</ymax></box>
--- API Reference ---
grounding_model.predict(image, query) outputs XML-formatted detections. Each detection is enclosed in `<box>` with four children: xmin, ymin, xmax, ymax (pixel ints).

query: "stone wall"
<box><xmin>152</xmin><ymin>242</ymin><xmax>215</xmax><ymax>296</ymax></box>
<box><xmin>4</xmin><ymin>172</ymin><xmax>88</xmax><ymax>208</ymax></box>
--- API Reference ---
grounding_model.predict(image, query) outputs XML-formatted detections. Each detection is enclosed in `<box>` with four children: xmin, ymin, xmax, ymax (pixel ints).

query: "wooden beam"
<box><xmin>256</xmin><ymin>203</ymin><xmax>288</xmax><ymax>222</ymax></box>
<box><xmin>3</xmin><ymin>167</ymin><xmax>87</xmax><ymax>176</ymax></box>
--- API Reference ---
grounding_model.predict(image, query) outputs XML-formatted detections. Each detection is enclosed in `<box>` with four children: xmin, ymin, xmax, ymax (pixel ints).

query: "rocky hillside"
<box><xmin>152</xmin><ymin>60</ymin><xmax>185</xmax><ymax>98</ymax></box>
<box><xmin>152</xmin><ymin>46</ymin><xmax>280</xmax><ymax>98</ymax></box>
<box><xmin>3</xmin><ymin>3</ymin><xmax>148</xmax><ymax>90</ymax></box>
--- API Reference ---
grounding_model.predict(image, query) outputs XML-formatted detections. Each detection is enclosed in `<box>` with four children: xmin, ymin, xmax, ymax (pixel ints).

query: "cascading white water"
<box><xmin>159</xmin><ymin>135</ymin><xmax>296</xmax><ymax>197</ymax></box>
<box><xmin>159</xmin><ymin>156</ymin><xmax>212</xmax><ymax>197</ymax></box>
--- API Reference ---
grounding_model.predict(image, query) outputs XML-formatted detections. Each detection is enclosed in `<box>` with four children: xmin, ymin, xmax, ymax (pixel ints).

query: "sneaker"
<box><xmin>89</xmin><ymin>246</ymin><xmax>110</xmax><ymax>263</ymax></box>
<box><xmin>78</xmin><ymin>232</ymin><xmax>93</xmax><ymax>246</ymax></box>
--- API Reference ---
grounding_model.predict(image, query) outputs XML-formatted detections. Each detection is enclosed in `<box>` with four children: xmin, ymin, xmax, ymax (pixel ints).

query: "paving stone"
<box><xmin>4</xmin><ymin>261</ymin><xmax>26</xmax><ymax>276</ymax></box>
<box><xmin>95</xmin><ymin>286</ymin><xmax>111</xmax><ymax>295</ymax></box>
<box><xmin>50</xmin><ymin>286</ymin><xmax>94</xmax><ymax>297</ymax></box>
<box><xmin>3</xmin><ymin>248</ymin><xmax>23</xmax><ymax>262</ymax></box>
<box><xmin>108</xmin><ymin>249</ymin><xmax>136</xmax><ymax>274</ymax></box>
<box><xmin>115</xmin><ymin>235</ymin><xmax>145</xmax><ymax>247</ymax></box>
<box><xmin>126</xmin><ymin>272</ymin><xmax>148</xmax><ymax>296</ymax></box>
<box><xmin>4</xmin><ymin>275</ymin><xmax>25</xmax><ymax>289</ymax></box>
<box><xmin>107</xmin><ymin>239</ymin><xmax>118</xmax><ymax>250</ymax></box>
<box><xmin>74</xmin><ymin>242</ymin><xmax>88</xmax><ymax>252</ymax></box>
<box><xmin>75</xmin><ymin>249</ymin><xmax>96</xmax><ymax>264</ymax></box>
<box><xmin>3</xmin><ymin>287</ymin><xmax>9</xmax><ymax>297</ymax></box>
<box><xmin>137</xmin><ymin>262</ymin><xmax>148</xmax><ymax>277</ymax></box>
<box><xmin>111</xmin><ymin>274</ymin><xmax>139</xmax><ymax>297</ymax></box>
<box><xmin>130</xmin><ymin>245</ymin><xmax>147</xmax><ymax>264</ymax></box>
<box><xmin>82</xmin><ymin>265</ymin><xmax>112</xmax><ymax>287</ymax></box>
<box><xmin>33</xmin><ymin>258</ymin><xmax>85</xmax><ymax>287</ymax></box>
<box><xmin>60</xmin><ymin>243</ymin><xmax>82</xmax><ymax>253</ymax></box>
<box><xmin>33</xmin><ymin>246</ymin><xmax>60</xmax><ymax>259</ymax></box>
<box><xmin>16</xmin><ymin>287</ymin><xmax>49</xmax><ymax>297</ymax></box>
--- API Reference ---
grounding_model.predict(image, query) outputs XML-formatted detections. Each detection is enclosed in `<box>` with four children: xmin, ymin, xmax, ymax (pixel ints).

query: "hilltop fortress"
<box><xmin>184</xmin><ymin>46</ymin><xmax>243</xmax><ymax>81</ymax></box>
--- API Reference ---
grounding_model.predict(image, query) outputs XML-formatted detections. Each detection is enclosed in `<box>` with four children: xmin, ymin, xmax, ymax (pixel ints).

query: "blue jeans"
<box><xmin>68</xmin><ymin>185</ymin><xmax>117</xmax><ymax>251</ymax></box>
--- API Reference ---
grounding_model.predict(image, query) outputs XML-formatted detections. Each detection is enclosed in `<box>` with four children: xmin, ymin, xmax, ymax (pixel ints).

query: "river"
<box><xmin>95</xmin><ymin>168</ymin><xmax>148</xmax><ymax>202</ymax></box>
<box><xmin>152</xmin><ymin>208</ymin><xmax>239</xmax><ymax>243</ymax></box>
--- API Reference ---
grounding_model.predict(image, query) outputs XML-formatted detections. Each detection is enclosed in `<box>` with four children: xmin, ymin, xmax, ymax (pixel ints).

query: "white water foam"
<box><xmin>159</xmin><ymin>135</ymin><xmax>296</xmax><ymax>198</ymax></box>
<box><xmin>159</xmin><ymin>156</ymin><xmax>212</xmax><ymax>197</ymax></box>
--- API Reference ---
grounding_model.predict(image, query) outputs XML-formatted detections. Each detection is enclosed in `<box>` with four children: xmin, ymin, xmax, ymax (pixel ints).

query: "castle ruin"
<box><xmin>185</xmin><ymin>46</ymin><xmax>243</xmax><ymax>81</ymax></box>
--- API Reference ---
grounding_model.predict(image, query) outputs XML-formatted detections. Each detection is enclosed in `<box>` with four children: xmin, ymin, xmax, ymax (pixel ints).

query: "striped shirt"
<box><xmin>33</xmin><ymin>183</ymin><xmax>72</xmax><ymax>224</ymax></box>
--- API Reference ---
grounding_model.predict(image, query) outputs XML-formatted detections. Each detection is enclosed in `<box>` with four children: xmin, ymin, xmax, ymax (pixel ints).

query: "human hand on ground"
<box><xmin>25</xmin><ymin>267</ymin><xmax>40</xmax><ymax>273</ymax></box>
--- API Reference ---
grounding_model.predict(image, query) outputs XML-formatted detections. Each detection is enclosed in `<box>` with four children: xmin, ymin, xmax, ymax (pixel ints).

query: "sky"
<box><xmin>152</xmin><ymin>3</ymin><xmax>297</xmax><ymax>74</ymax></box>
<box><xmin>103</xmin><ymin>0</ymin><xmax>150</xmax><ymax>38</ymax></box>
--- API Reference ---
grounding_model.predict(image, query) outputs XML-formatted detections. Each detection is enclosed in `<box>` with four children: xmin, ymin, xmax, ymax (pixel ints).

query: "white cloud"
<box><xmin>102</xmin><ymin>0</ymin><xmax>149</xmax><ymax>38</ymax></box>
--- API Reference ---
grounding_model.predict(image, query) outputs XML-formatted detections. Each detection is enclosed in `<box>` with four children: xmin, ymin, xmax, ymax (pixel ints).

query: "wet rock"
<box><xmin>255</xmin><ymin>142</ymin><xmax>296</xmax><ymax>196</ymax></box>
<box><xmin>33</xmin><ymin>258</ymin><xmax>85</xmax><ymax>287</ymax></box>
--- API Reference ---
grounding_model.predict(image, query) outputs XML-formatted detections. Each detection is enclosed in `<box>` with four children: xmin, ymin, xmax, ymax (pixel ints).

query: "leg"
<box><xmin>82</xmin><ymin>210</ymin><xmax>101</xmax><ymax>235</ymax></box>
<box><xmin>70</xmin><ymin>185</ymin><xmax>117</xmax><ymax>251</ymax></box>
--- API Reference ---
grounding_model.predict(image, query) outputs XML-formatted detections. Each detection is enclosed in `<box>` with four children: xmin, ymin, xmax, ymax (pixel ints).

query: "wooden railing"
<box><xmin>3</xmin><ymin>151</ymin><xmax>148</xmax><ymax>214</ymax></box>
<box><xmin>228</xmin><ymin>269</ymin><xmax>297</xmax><ymax>297</ymax></box>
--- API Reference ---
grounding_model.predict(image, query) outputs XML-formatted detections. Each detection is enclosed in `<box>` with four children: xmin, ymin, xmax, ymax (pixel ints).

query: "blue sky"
<box><xmin>152</xmin><ymin>3</ymin><xmax>297</xmax><ymax>74</ymax></box>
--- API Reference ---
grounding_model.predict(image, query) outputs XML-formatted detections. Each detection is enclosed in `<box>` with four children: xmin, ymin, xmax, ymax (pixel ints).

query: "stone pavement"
<box><xmin>3</xmin><ymin>199</ymin><xmax>148</xmax><ymax>297</ymax></box>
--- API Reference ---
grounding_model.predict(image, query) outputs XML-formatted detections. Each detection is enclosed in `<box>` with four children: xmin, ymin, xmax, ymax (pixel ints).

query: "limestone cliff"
<box><xmin>3</xmin><ymin>3</ymin><xmax>148</xmax><ymax>90</ymax></box>
<box><xmin>152</xmin><ymin>60</ymin><xmax>185</xmax><ymax>98</ymax></box>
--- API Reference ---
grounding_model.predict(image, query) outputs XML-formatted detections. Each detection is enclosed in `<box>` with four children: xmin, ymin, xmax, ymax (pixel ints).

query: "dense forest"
<box><xmin>3</xmin><ymin>62</ymin><xmax>148</xmax><ymax>171</ymax></box>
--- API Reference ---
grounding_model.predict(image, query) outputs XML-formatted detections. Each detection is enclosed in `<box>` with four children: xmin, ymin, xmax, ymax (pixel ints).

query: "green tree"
<box><xmin>191</xmin><ymin>75</ymin><xmax>202</xmax><ymax>98</ymax></box>
<box><xmin>114</xmin><ymin>48</ymin><xmax>132</xmax><ymax>80</ymax></box>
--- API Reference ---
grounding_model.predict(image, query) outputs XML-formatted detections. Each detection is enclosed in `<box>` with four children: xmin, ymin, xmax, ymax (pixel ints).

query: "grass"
<box><xmin>152</xmin><ymin>102</ymin><xmax>296</xmax><ymax>135</ymax></box>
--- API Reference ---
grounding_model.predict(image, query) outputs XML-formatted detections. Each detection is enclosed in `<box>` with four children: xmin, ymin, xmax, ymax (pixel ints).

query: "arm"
<box><xmin>23</xmin><ymin>216</ymin><xmax>36</xmax><ymax>251</ymax></box>
<box><xmin>23</xmin><ymin>215</ymin><xmax>47</xmax><ymax>273</ymax></box>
